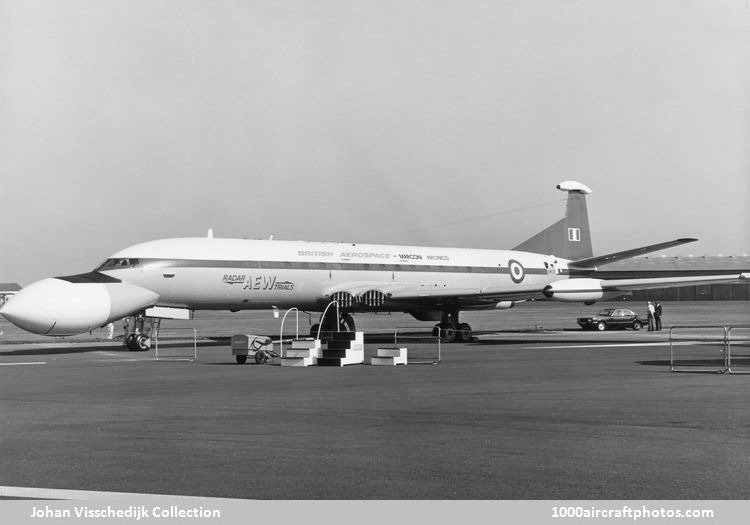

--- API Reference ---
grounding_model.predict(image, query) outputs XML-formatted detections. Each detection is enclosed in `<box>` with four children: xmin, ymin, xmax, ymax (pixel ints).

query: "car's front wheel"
<box><xmin>632</xmin><ymin>321</ymin><xmax>642</xmax><ymax>331</ymax></box>
<box><xmin>596</xmin><ymin>322</ymin><xmax>607</xmax><ymax>331</ymax></box>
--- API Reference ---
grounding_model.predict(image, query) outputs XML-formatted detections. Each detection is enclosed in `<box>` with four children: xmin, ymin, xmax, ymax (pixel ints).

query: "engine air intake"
<box><xmin>330</xmin><ymin>291</ymin><xmax>355</xmax><ymax>309</ymax></box>
<box><xmin>357</xmin><ymin>290</ymin><xmax>387</xmax><ymax>308</ymax></box>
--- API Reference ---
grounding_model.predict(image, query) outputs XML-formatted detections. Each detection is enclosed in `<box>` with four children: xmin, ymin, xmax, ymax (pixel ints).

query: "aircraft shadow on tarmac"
<box><xmin>0</xmin><ymin>345</ymin><xmax>130</xmax><ymax>356</ymax></box>
<box><xmin>637</xmin><ymin>357</ymin><xmax>750</xmax><ymax>369</ymax></box>
<box><xmin>0</xmin><ymin>338</ymin><xmax>224</xmax><ymax>357</ymax></box>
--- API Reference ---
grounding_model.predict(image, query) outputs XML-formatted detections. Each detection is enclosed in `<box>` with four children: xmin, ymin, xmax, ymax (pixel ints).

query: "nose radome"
<box><xmin>0</xmin><ymin>278</ymin><xmax>90</xmax><ymax>335</ymax></box>
<box><xmin>0</xmin><ymin>278</ymin><xmax>159</xmax><ymax>336</ymax></box>
<box><xmin>1</xmin><ymin>289</ymin><xmax>55</xmax><ymax>335</ymax></box>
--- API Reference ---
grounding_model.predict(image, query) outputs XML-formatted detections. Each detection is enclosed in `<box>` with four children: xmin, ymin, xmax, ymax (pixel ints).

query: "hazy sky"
<box><xmin>1</xmin><ymin>0</ymin><xmax>748</xmax><ymax>284</ymax></box>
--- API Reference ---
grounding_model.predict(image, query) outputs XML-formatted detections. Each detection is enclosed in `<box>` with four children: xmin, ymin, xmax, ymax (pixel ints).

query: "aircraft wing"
<box><xmin>568</xmin><ymin>238</ymin><xmax>698</xmax><ymax>268</ymax></box>
<box><xmin>598</xmin><ymin>273</ymin><xmax>750</xmax><ymax>292</ymax></box>
<box><xmin>325</xmin><ymin>273</ymin><xmax>750</xmax><ymax>306</ymax></box>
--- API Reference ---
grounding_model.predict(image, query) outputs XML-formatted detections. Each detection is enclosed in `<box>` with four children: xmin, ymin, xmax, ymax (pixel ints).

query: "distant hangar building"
<box><xmin>0</xmin><ymin>283</ymin><xmax>21</xmax><ymax>307</ymax></box>
<box><xmin>603</xmin><ymin>255</ymin><xmax>750</xmax><ymax>301</ymax></box>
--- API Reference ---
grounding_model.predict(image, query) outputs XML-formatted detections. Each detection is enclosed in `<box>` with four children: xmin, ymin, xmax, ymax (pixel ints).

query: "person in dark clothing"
<box><xmin>655</xmin><ymin>302</ymin><xmax>663</xmax><ymax>331</ymax></box>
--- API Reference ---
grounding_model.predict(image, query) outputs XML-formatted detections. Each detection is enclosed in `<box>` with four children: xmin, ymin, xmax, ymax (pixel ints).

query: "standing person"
<box><xmin>655</xmin><ymin>302</ymin><xmax>663</xmax><ymax>331</ymax></box>
<box><xmin>122</xmin><ymin>317</ymin><xmax>131</xmax><ymax>346</ymax></box>
<box><xmin>647</xmin><ymin>301</ymin><xmax>655</xmax><ymax>331</ymax></box>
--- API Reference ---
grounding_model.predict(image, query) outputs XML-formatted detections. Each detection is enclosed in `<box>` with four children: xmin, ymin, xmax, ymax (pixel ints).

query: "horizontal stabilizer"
<box><xmin>569</xmin><ymin>238</ymin><xmax>698</xmax><ymax>268</ymax></box>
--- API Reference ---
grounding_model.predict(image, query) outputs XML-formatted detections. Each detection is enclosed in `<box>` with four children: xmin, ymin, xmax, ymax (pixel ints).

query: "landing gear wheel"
<box><xmin>310</xmin><ymin>324</ymin><xmax>320</xmax><ymax>338</ymax></box>
<box><xmin>441</xmin><ymin>327</ymin><xmax>457</xmax><ymax>343</ymax></box>
<box><xmin>432</xmin><ymin>325</ymin><xmax>440</xmax><ymax>337</ymax></box>
<box><xmin>457</xmin><ymin>323</ymin><xmax>473</xmax><ymax>342</ymax></box>
<box><xmin>596</xmin><ymin>322</ymin><xmax>607</xmax><ymax>331</ymax></box>
<box><xmin>255</xmin><ymin>350</ymin><xmax>269</xmax><ymax>364</ymax></box>
<box><xmin>236</xmin><ymin>355</ymin><xmax>247</xmax><ymax>364</ymax></box>
<box><xmin>632</xmin><ymin>321</ymin><xmax>642</xmax><ymax>331</ymax></box>
<box><xmin>340</xmin><ymin>312</ymin><xmax>356</xmax><ymax>332</ymax></box>
<box><xmin>135</xmin><ymin>334</ymin><xmax>151</xmax><ymax>351</ymax></box>
<box><xmin>124</xmin><ymin>334</ymin><xmax>136</xmax><ymax>350</ymax></box>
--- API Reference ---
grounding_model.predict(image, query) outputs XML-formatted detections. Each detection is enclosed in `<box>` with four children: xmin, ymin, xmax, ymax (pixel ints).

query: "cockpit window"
<box><xmin>94</xmin><ymin>258</ymin><xmax>140</xmax><ymax>271</ymax></box>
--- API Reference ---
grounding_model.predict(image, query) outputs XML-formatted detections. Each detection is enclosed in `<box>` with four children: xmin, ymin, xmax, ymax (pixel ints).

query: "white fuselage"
<box><xmin>0</xmin><ymin>236</ymin><xmax>576</xmax><ymax>336</ymax></box>
<box><xmin>102</xmin><ymin>237</ymin><xmax>571</xmax><ymax>311</ymax></box>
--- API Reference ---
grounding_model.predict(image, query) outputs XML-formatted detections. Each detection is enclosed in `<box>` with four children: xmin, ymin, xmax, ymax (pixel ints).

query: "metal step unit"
<box><xmin>370</xmin><ymin>347</ymin><xmax>408</xmax><ymax>366</ymax></box>
<box><xmin>316</xmin><ymin>331</ymin><xmax>364</xmax><ymax>367</ymax></box>
<box><xmin>281</xmin><ymin>338</ymin><xmax>322</xmax><ymax>367</ymax></box>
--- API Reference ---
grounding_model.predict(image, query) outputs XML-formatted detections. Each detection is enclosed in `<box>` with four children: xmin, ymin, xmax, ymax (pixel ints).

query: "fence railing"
<box><xmin>726</xmin><ymin>326</ymin><xmax>750</xmax><ymax>374</ymax></box>
<box><xmin>669</xmin><ymin>325</ymin><xmax>750</xmax><ymax>374</ymax></box>
<box><xmin>154</xmin><ymin>327</ymin><xmax>198</xmax><ymax>362</ymax></box>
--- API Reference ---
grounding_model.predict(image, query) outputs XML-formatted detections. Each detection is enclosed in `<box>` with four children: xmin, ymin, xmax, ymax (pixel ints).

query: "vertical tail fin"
<box><xmin>513</xmin><ymin>181</ymin><xmax>593</xmax><ymax>259</ymax></box>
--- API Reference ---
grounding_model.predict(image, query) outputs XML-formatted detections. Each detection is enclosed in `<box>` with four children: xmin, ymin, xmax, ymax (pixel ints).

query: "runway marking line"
<box><xmin>0</xmin><ymin>485</ymin><xmax>230</xmax><ymax>502</ymax></box>
<box><xmin>0</xmin><ymin>485</ymin><xmax>153</xmax><ymax>500</ymax></box>
<box><xmin>527</xmin><ymin>342</ymin><xmax>712</xmax><ymax>350</ymax></box>
<box><xmin>0</xmin><ymin>361</ymin><xmax>46</xmax><ymax>366</ymax></box>
<box><xmin>91</xmin><ymin>359</ymin><xmax>143</xmax><ymax>363</ymax></box>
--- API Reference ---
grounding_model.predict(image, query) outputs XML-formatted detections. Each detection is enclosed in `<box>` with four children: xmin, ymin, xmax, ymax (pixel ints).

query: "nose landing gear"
<box><xmin>122</xmin><ymin>314</ymin><xmax>153</xmax><ymax>351</ymax></box>
<box><xmin>124</xmin><ymin>332</ymin><xmax>151</xmax><ymax>351</ymax></box>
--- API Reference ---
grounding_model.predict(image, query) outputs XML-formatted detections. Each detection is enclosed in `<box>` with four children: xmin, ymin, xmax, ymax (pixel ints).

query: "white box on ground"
<box><xmin>336</xmin><ymin>350</ymin><xmax>364</xmax><ymax>366</ymax></box>
<box><xmin>281</xmin><ymin>356</ymin><xmax>317</xmax><ymax>366</ymax></box>
<box><xmin>281</xmin><ymin>348</ymin><xmax>321</xmax><ymax>359</ymax></box>
<box><xmin>371</xmin><ymin>347</ymin><xmax>408</xmax><ymax>366</ymax></box>
<box><xmin>291</xmin><ymin>339</ymin><xmax>322</xmax><ymax>350</ymax></box>
<box><xmin>376</xmin><ymin>347</ymin><xmax>407</xmax><ymax>358</ymax></box>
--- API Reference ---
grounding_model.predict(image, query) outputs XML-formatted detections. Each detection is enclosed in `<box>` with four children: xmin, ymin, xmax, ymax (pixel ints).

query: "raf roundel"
<box><xmin>508</xmin><ymin>259</ymin><xmax>525</xmax><ymax>283</ymax></box>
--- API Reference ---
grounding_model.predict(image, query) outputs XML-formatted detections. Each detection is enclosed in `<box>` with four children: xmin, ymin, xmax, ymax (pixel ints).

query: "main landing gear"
<box><xmin>432</xmin><ymin>310</ymin><xmax>473</xmax><ymax>343</ymax></box>
<box><xmin>309</xmin><ymin>311</ymin><xmax>356</xmax><ymax>338</ymax></box>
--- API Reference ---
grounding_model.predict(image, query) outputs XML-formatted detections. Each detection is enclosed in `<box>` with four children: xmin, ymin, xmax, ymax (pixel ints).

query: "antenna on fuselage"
<box><xmin>207</xmin><ymin>228</ymin><xmax>214</xmax><ymax>238</ymax></box>
<box><xmin>269</xmin><ymin>234</ymin><xmax>274</xmax><ymax>240</ymax></box>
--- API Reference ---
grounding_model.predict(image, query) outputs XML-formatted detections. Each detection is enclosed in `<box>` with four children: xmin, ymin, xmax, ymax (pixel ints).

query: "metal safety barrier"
<box><xmin>355</xmin><ymin>326</ymin><xmax>441</xmax><ymax>365</ymax></box>
<box><xmin>395</xmin><ymin>326</ymin><xmax>441</xmax><ymax>365</ymax></box>
<box><xmin>669</xmin><ymin>325</ymin><xmax>750</xmax><ymax>374</ymax></box>
<box><xmin>726</xmin><ymin>327</ymin><xmax>750</xmax><ymax>374</ymax></box>
<box><xmin>154</xmin><ymin>327</ymin><xmax>198</xmax><ymax>362</ymax></box>
<box><xmin>669</xmin><ymin>325</ymin><xmax>728</xmax><ymax>373</ymax></box>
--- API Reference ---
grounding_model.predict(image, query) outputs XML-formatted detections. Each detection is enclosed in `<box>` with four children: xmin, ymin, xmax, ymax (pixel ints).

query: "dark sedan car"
<box><xmin>577</xmin><ymin>308</ymin><xmax>644</xmax><ymax>331</ymax></box>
